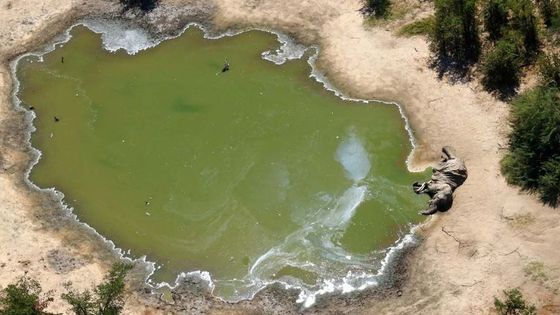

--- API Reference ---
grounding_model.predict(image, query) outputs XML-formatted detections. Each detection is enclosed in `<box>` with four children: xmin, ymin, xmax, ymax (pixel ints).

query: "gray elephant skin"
<box><xmin>413</xmin><ymin>146</ymin><xmax>468</xmax><ymax>215</ymax></box>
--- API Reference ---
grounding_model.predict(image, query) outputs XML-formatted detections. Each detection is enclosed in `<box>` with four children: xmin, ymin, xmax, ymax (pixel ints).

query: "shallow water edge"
<box><xmin>9</xmin><ymin>16</ymin><xmax>426</xmax><ymax>308</ymax></box>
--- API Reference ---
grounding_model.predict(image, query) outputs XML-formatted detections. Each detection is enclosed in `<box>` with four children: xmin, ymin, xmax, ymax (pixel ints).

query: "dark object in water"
<box><xmin>54</xmin><ymin>116</ymin><xmax>60</xmax><ymax>122</ymax></box>
<box><xmin>222</xmin><ymin>58</ymin><xmax>230</xmax><ymax>73</ymax></box>
<box><xmin>61</xmin><ymin>56</ymin><xmax>64</xmax><ymax>63</ymax></box>
<box><xmin>412</xmin><ymin>146</ymin><xmax>468</xmax><ymax>215</ymax></box>
<box><xmin>29</xmin><ymin>106</ymin><xmax>35</xmax><ymax>110</ymax></box>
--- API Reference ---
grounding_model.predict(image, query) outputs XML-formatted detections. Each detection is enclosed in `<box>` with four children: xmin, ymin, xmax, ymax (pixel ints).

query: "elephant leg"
<box><xmin>420</xmin><ymin>187</ymin><xmax>454</xmax><ymax>215</ymax></box>
<box><xmin>420</xmin><ymin>201</ymin><xmax>439</xmax><ymax>215</ymax></box>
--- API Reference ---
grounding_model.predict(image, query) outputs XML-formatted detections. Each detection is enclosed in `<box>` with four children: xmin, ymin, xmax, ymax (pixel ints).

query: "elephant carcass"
<box><xmin>413</xmin><ymin>146</ymin><xmax>468</xmax><ymax>215</ymax></box>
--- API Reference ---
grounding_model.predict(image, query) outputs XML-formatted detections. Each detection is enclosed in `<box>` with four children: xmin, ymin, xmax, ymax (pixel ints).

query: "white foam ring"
<box><xmin>83</xmin><ymin>19</ymin><xmax>158</xmax><ymax>54</ymax></box>
<box><xmin>9</xmin><ymin>18</ymin><xmax>423</xmax><ymax>308</ymax></box>
<box><xmin>261</xmin><ymin>32</ymin><xmax>307</xmax><ymax>64</ymax></box>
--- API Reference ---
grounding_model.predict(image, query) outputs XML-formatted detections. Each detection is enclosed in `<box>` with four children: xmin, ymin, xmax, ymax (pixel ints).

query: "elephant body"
<box><xmin>413</xmin><ymin>146</ymin><xmax>468</xmax><ymax>215</ymax></box>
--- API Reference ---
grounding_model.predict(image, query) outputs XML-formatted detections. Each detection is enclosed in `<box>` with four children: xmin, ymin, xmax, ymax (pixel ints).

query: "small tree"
<box><xmin>483</xmin><ymin>0</ymin><xmax>509</xmax><ymax>41</ymax></box>
<box><xmin>120</xmin><ymin>0</ymin><xmax>159</xmax><ymax>12</ymax></box>
<box><xmin>363</xmin><ymin>0</ymin><xmax>391</xmax><ymax>18</ymax></box>
<box><xmin>494</xmin><ymin>288</ymin><xmax>537</xmax><ymax>315</ymax></box>
<box><xmin>431</xmin><ymin>0</ymin><xmax>480</xmax><ymax>67</ymax></box>
<box><xmin>481</xmin><ymin>37</ymin><xmax>522</xmax><ymax>95</ymax></box>
<box><xmin>0</xmin><ymin>276</ymin><xmax>53</xmax><ymax>315</ymax></box>
<box><xmin>538</xmin><ymin>157</ymin><xmax>560</xmax><ymax>207</ymax></box>
<box><xmin>538</xmin><ymin>52</ymin><xmax>560</xmax><ymax>88</ymax></box>
<box><xmin>537</xmin><ymin>0</ymin><xmax>559</xmax><ymax>27</ymax></box>
<box><xmin>501</xmin><ymin>86</ymin><xmax>560</xmax><ymax>207</ymax></box>
<box><xmin>510</xmin><ymin>0</ymin><xmax>540</xmax><ymax>60</ymax></box>
<box><xmin>62</xmin><ymin>263</ymin><xmax>133</xmax><ymax>315</ymax></box>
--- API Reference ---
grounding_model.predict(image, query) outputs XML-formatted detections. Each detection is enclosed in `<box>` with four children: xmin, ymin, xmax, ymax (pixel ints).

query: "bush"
<box><xmin>483</xmin><ymin>0</ymin><xmax>509</xmax><ymax>41</ymax></box>
<box><xmin>494</xmin><ymin>288</ymin><xmax>537</xmax><ymax>315</ymax></box>
<box><xmin>481</xmin><ymin>38</ymin><xmax>521</xmax><ymax>94</ymax></box>
<box><xmin>538</xmin><ymin>0</ymin><xmax>560</xmax><ymax>28</ymax></box>
<box><xmin>538</xmin><ymin>52</ymin><xmax>560</xmax><ymax>87</ymax></box>
<box><xmin>431</xmin><ymin>0</ymin><xmax>480</xmax><ymax>66</ymax></box>
<box><xmin>0</xmin><ymin>276</ymin><xmax>53</xmax><ymax>315</ymax></box>
<box><xmin>363</xmin><ymin>0</ymin><xmax>391</xmax><ymax>18</ymax></box>
<box><xmin>538</xmin><ymin>157</ymin><xmax>560</xmax><ymax>207</ymax></box>
<box><xmin>62</xmin><ymin>263</ymin><xmax>133</xmax><ymax>315</ymax></box>
<box><xmin>120</xmin><ymin>0</ymin><xmax>159</xmax><ymax>11</ymax></box>
<box><xmin>501</xmin><ymin>86</ymin><xmax>560</xmax><ymax>207</ymax></box>
<box><xmin>510</xmin><ymin>0</ymin><xmax>540</xmax><ymax>60</ymax></box>
<box><xmin>398</xmin><ymin>16</ymin><xmax>435</xmax><ymax>37</ymax></box>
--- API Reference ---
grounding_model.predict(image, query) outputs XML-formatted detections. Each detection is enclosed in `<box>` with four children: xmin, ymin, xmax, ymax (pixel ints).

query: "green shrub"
<box><xmin>120</xmin><ymin>0</ymin><xmax>159</xmax><ymax>11</ymax></box>
<box><xmin>538</xmin><ymin>0</ymin><xmax>560</xmax><ymax>28</ymax></box>
<box><xmin>483</xmin><ymin>0</ymin><xmax>509</xmax><ymax>41</ymax></box>
<box><xmin>538</xmin><ymin>52</ymin><xmax>560</xmax><ymax>87</ymax></box>
<box><xmin>0</xmin><ymin>276</ymin><xmax>53</xmax><ymax>315</ymax></box>
<box><xmin>510</xmin><ymin>0</ymin><xmax>540</xmax><ymax>60</ymax></box>
<box><xmin>363</xmin><ymin>0</ymin><xmax>391</xmax><ymax>18</ymax></box>
<box><xmin>501</xmin><ymin>86</ymin><xmax>560</xmax><ymax>207</ymax></box>
<box><xmin>494</xmin><ymin>288</ymin><xmax>537</xmax><ymax>315</ymax></box>
<box><xmin>481</xmin><ymin>38</ymin><xmax>521</xmax><ymax>94</ymax></box>
<box><xmin>551</xmin><ymin>10</ymin><xmax>560</xmax><ymax>31</ymax></box>
<box><xmin>431</xmin><ymin>0</ymin><xmax>480</xmax><ymax>65</ymax></box>
<box><xmin>398</xmin><ymin>16</ymin><xmax>435</xmax><ymax>37</ymax></box>
<box><xmin>62</xmin><ymin>263</ymin><xmax>133</xmax><ymax>315</ymax></box>
<box><xmin>538</xmin><ymin>157</ymin><xmax>560</xmax><ymax>207</ymax></box>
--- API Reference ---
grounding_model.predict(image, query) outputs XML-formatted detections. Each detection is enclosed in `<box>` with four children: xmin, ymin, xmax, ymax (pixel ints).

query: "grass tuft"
<box><xmin>397</xmin><ymin>16</ymin><xmax>435</xmax><ymax>37</ymax></box>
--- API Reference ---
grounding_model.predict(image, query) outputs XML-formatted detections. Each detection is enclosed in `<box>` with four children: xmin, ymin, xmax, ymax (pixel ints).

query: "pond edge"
<box><xmin>8</xmin><ymin>17</ymin><xmax>424</xmax><ymax>308</ymax></box>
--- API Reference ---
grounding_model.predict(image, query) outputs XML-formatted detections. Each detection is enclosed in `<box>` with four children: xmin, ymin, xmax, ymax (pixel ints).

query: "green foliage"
<box><xmin>62</xmin><ymin>290</ymin><xmax>95</xmax><ymax>315</ymax></box>
<box><xmin>501</xmin><ymin>86</ymin><xmax>560</xmax><ymax>207</ymax></box>
<box><xmin>550</xmin><ymin>7</ymin><xmax>560</xmax><ymax>31</ymax></box>
<box><xmin>538</xmin><ymin>157</ymin><xmax>560</xmax><ymax>207</ymax></box>
<box><xmin>62</xmin><ymin>263</ymin><xmax>133</xmax><ymax>315</ymax></box>
<box><xmin>538</xmin><ymin>0</ymin><xmax>560</xmax><ymax>27</ymax></box>
<box><xmin>481</xmin><ymin>37</ymin><xmax>521</xmax><ymax>94</ymax></box>
<box><xmin>364</xmin><ymin>0</ymin><xmax>391</xmax><ymax>18</ymax></box>
<box><xmin>431</xmin><ymin>0</ymin><xmax>480</xmax><ymax>66</ymax></box>
<box><xmin>398</xmin><ymin>16</ymin><xmax>435</xmax><ymax>37</ymax></box>
<box><xmin>538</xmin><ymin>52</ymin><xmax>560</xmax><ymax>87</ymax></box>
<box><xmin>494</xmin><ymin>288</ymin><xmax>537</xmax><ymax>315</ymax></box>
<box><xmin>510</xmin><ymin>0</ymin><xmax>540</xmax><ymax>60</ymax></box>
<box><xmin>120</xmin><ymin>0</ymin><xmax>159</xmax><ymax>11</ymax></box>
<box><xmin>483</xmin><ymin>0</ymin><xmax>509</xmax><ymax>41</ymax></box>
<box><xmin>0</xmin><ymin>276</ymin><xmax>53</xmax><ymax>315</ymax></box>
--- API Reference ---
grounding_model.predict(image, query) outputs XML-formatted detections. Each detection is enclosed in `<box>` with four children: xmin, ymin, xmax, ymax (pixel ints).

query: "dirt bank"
<box><xmin>1</xmin><ymin>0</ymin><xmax>559</xmax><ymax>314</ymax></box>
<box><xmin>0</xmin><ymin>1</ymin><xmax>122</xmax><ymax>313</ymax></box>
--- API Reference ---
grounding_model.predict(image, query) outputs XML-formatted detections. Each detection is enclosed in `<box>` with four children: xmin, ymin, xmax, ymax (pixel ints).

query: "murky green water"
<box><xmin>17</xmin><ymin>25</ymin><xmax>427</xmax><ymax>300</ymax></box>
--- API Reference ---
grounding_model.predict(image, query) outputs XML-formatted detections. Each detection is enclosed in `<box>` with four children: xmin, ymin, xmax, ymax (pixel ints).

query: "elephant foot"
<box><xmin>419</xmin><ymin>206</ymin><xmax>438</xmax><ymax>216</ymax></box>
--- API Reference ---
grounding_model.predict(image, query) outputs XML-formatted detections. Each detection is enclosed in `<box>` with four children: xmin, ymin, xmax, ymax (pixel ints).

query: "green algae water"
<box><xmin>16</xmin><ymin>24</ymin><xmax>427</xmax><ymax>303</ymax></box>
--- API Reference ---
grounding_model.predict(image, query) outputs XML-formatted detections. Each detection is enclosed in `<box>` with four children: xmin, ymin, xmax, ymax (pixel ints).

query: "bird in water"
<box><xmin>54</xmin><ymin>116</ymin><xmax>60</xmax><ymax>122</ymax></box>
<box><xmin>221</xmin><ymin>58</ymin><xmax>230</xmax><ymax>73</ymax></box>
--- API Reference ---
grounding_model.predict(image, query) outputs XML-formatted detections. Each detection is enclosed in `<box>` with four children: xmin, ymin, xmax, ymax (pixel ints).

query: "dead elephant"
<box><xmin>413</xmin><ymin>146</ymin><xmax>468</xmax><ymax>215</ymax></box>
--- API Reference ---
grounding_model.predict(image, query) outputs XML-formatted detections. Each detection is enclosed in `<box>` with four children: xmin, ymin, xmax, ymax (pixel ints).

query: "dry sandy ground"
<box><xmin>0</xmin><ymin>0</ymin><xmax>559</xmax><ymax>314</ymax></box>
<box><xmin>0</xmin><ymin>1</ymin><xmax>122</xmax><ymax>314</ymax></box>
